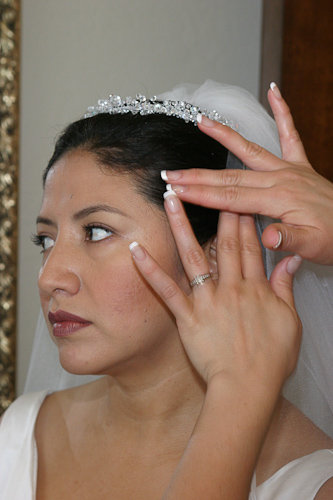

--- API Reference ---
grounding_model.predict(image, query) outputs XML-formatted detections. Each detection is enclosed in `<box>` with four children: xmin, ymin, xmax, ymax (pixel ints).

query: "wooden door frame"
<box><xmin>259</xmin><ymin>0</ymin><xmax>285</xmax><ymax>113</ymax></box>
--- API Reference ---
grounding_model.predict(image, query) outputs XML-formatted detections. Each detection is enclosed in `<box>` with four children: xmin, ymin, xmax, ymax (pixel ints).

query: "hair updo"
<box><xmin>44</xmin><ymin>112</ymin><xmax>228</xmax><ymax>246</ymax></box>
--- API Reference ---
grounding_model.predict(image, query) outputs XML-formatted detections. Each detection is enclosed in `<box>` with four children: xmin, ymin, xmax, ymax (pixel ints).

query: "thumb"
<box><xmin>262</xmin><ymin>223</ymin><xmax>311</xmax><ymax>256</ymax></box>
<box><xmin>269</xmin><ymin>254</ymin><xmax>302</xmax><ymax>308</ymax></box>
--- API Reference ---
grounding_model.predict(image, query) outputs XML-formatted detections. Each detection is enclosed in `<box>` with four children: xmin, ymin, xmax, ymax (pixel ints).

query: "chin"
<box><xmin>56</xmin><ymin>343</ymin><xmax>101</xmax><ymax>375</ymax></box>
<box><xmin>56</xmin><ymin>343</ymin><xmax>134</xmax><ymax>378</ymax></box>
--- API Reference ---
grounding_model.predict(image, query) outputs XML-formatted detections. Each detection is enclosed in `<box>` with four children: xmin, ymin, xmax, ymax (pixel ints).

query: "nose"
<box><xmin>38</xmin><ymin>239</ymin><xmax>82</xmax><ymax>300</ymax></box>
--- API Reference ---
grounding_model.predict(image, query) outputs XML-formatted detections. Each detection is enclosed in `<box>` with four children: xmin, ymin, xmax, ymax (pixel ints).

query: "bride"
<box><xmin>0</xmin><ymin>81</ymin><xmax>332</xmax><ymax>499</ymax></box>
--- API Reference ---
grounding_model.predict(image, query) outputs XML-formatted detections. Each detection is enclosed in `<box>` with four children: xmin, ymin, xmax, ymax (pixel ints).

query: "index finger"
<box><xmin>268</xmin><ymin>84</ymin><xmax>310</xmax><ymax>165</ymax></box>
<box><xmin>162</xmin><ymin>167</ymin><xmax>274</xmax><ymax>189</ymax></box>
<box><xmin>196</xmin><ymin>118</ymin><xmax>283</xmax><ymax>173</ymax></box>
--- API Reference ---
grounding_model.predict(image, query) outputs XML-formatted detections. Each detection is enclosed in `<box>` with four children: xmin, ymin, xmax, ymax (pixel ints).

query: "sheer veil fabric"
<box><xmin>24</xmin><ymin>80</ymin><xmax>333</xmax><ymax>438</ymax></box>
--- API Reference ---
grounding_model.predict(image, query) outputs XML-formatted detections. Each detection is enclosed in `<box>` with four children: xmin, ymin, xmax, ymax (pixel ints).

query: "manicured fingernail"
<box><xmin>129</xmin><ymin>241</ymin><xmax>146</xmax><ymax>261</ymax></box>
<box><xmin>286</xmin><ymin>255</ymin><xmax>302</xmax><ymax>275</ymax></box>
<box><xmin>273</xmin><ymin>231</ymin><xmax>282</xmax><ymax>249</ymax></box>
<box><xmin>161</xmin><ymin>170</ymin><xmax>168</xmax><ymax>181</ymax></box>
<box><xmin>197</xmin><ymin>113</ymin><xmax>216</xmax><ymax>128</ymax></box>
<box><xmin>166</xmin><ymin>183</ymin><xmax>187</xmax><ymax>193</ymax></box>
<box><xmin>163</xmin><ymin>190</ymin><xmax>180</xmax><ymax>213</ymax></box>
<box><xmin>160</xmin><ymin>170</ymin><xmax>182</xmax><ymax>181</ymax></box>
<box><xmin>270</xmin><ymin>82</ymin><xmax>282</xmax><ymax>100</ymax></box>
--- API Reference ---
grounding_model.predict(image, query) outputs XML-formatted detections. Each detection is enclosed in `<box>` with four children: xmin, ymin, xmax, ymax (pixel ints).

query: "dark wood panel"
<box><xmin>260</xmin><ymin>0</ymin><xmax>284</xmax><ymax>114</ymax></box>
<box><xmin>281</xmin><ymin>0</ymin><xmax>333</xmax><ymax>180</ymax></box>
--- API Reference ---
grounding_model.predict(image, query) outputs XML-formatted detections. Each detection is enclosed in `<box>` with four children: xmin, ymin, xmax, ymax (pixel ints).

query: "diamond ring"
<box><xmin>189</xmin><ymin>273</ymin><xmax>213</xmax><ymax>288</ymax></box>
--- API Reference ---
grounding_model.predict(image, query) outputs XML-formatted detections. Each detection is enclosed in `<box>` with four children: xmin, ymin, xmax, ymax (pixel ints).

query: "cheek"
<box><xmin>90</xmin><ymin>257</ymin><xmax>160</xmax><ymax>323</ymax></box>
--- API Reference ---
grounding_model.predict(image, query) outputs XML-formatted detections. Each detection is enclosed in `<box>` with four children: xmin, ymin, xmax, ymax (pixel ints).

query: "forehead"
<box><xmin>44</xmin><ymin>150</ymin><xmax>130</xmax><ymax>198</ymax></box>
<box><xmin>41</xmin><ymin>150</ymin><xmax>155</xmax><ymax>218</ymax></box>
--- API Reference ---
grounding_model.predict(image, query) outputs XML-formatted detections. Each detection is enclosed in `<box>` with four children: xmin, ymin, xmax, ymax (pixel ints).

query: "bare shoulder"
<box><xmin>34</xmin><ymin>377</ymin><xmax>107</xmax><ymax>488</ymax></box>
<box><xmin>287</xmin><ymin>403</ymin><xmax>333</xmax><ymax>452</ymax></box>
<box><xmin>35</xmin><ymin>378</ymin><xmax>105</xmax><ymax>441</ymax></box>
<box><xmin>276</xmin><ymin>399</ymin><xmax>333</xmax><ymax>457</ymax></box>
<box><xmin>257</xmin><ymin>398</ymin><xmax>333</xmax><ymax>484</ymax></box>
<box><xmin>315</xmin><ymin>477</ymin><xmax>333</xmax><ymax>499</ymax></box>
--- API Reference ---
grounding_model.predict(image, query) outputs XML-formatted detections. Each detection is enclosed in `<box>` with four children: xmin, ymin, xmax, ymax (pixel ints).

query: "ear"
<box><xmin>203</xmin><ymin>235</ymin><xmax>218</xmax><ymax>275</ymax></box>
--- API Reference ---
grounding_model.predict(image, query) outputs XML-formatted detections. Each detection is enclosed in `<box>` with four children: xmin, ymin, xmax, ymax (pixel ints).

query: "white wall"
<box><xmin>17</xmin><ymin>0</ymin><xmax>263</xmax><ymax>393</ymax></box>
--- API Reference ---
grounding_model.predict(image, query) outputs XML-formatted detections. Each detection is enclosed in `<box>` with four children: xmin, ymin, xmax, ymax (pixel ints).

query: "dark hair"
<box><xmin>44</xmin><ymin>112</ymin><xmax>228</xmax><ymax>246</ymax></box>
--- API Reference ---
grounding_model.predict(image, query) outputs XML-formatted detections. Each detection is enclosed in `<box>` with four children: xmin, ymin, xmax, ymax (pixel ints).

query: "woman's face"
<box><xmin>37</xmin><ymin>150</ymin><xmax>189</xmax><ymax>377</ymax></box>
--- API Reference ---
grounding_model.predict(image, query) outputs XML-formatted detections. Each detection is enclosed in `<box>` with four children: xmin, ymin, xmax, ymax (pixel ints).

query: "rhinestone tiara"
<box><xmin>84</xmin><ymin>94</ymin><xmax>237</xmax><ymax>129</ymax></box>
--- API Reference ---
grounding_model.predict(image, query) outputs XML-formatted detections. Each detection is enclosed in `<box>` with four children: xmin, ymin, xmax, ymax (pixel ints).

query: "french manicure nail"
<box><xmin>160</xmin><ymin>170</ymin><xmax>182</xmax><ymax>181</ymax></box>
<box><xmin>129</xmin><ymin>241</ymin><xmax>146</xmax><ymax>261</ymax></box>
<box><xmin>166</xmin><ymin>184</ymin><xmax>187</xmax><ymax>193</ymax></box>
<box><xmin>172</xmin><ymin>184</ymin><xmax>187</xmax><ymax>193</ymax></box>
<box><xmin>273</xmin><ymin>231</ymin><xmax>282</xmax><ymax>249</ymax></box>
<box><xmin>197</xmin><ymin>113</ymin><xmax>216</xmax><ymax>128</ymax></box>
<box><xmin>287</xmin><ymin>255</ymin><xmax>302</xmax><ymax>275</ymax></box>
<box><xmin>161</xmin><ymin>170</ymin><xmax>168</xmax><ymax>181</ymax></box>
<box><xmin>163</xmin><ymin>190</ymin><xmax>180</xmax><ymax>213</ymax></box>
<box><xmin>270</xmin><ymin>82</ymin><xmax>282</xmax><ymax>100</ymax></box>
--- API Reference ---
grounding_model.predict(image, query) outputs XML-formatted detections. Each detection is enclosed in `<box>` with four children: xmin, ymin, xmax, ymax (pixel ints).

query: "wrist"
<box><xmin>204</xmin><ymin>369</ymin><xmax>283</xmax><ymax>425</ymax></box>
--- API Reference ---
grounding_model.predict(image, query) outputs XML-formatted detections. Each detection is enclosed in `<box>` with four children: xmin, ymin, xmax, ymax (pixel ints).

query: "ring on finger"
<box><xmin>190</xmin><ymin>273</ymin><xmax>216</xmax><ymax>288</ymax></box>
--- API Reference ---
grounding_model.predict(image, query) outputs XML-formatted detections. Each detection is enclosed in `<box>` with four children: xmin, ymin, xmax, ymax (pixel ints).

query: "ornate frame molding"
<box><xmin>0</xmin><ymin>0</ymin><xmax>20</xmax><ymax>414</ymax></box>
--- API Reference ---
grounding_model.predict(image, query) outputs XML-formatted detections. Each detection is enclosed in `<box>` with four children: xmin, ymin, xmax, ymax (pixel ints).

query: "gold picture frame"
<box><xmin>0</xmin><ymin>0</ymin><xmax>20</xmax><ymax>414</ymax></box>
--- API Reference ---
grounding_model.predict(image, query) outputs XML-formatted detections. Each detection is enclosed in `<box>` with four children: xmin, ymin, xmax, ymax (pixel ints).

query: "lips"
<box><xmin>48</xmin><ymin>310</ymin><xmax>92</xmax><ymax>338</ymax></box>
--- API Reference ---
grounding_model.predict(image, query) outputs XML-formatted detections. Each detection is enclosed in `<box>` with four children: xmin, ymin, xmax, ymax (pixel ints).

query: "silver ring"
<box><xmin>190</xmin><ymin>273</ymin><xmax>213</xmax><ymax>288</ymax></box>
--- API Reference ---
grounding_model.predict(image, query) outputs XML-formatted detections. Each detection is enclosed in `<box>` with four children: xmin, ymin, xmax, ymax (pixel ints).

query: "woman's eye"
<box><xmin>31</xmin><ymin>234</ymin><xmax>55</xmax><ymax>252</ymax></box>
<box><xmin>85</xmin><ymin>226</ymin><xmax>114</xmax><ymax>242</ymax></box>
<box><xmin>43</xmin><ymin>236</ymin><xmax>55</xmax><ymax>250</ymax></box>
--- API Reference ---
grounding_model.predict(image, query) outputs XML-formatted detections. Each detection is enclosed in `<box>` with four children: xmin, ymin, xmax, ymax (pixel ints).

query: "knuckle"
<box><xmin>221</xmin><ymin>169</ymin><xmax>240</xmax><ymax>186</ymax></box>
<box><xmin>244</xmin><ymin>141</ymin><xmax>264</xmax><ymax>160</ymax></box>
<box><xmin>287</xmin><ymin>128</ymin><xmax>301</xmax><ymax>145</ymax></box>
<box><xmin>219</xmin><ymin>236</ymin><xmax>240</xmax><ymax>253</ymax></box>
<box><xmin>160</xmin><ymin>282</ymin><xmax>178</xmax><ymax>301</ymax></box>
<box><xmin>190</xmin><ymin>168</ymin><xmax>202</xmax><ymax>182</ymax></box>
<box><xmin>185</xmin><ymin>247</ymin><xmax>205</xmax><ymax>266</ymax></box>
<box><xmin>144</xmin><ymin>260</ymin><xmax>159</xmax><ymax>277</ymax></box>
<box><xmin>240</xmin><ymin>240</ymin><xmax>261</xmax><ymax>256</ymax></box>
<box><xmin>224</xmin><ymin>185</ymin><xmax>239</xmax><ymax>203</ymax></box>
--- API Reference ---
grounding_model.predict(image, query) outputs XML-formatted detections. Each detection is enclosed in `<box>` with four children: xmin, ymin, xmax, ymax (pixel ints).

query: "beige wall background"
<box><xmin>17</xmin><ymin>0</ymin><xmax>263</xmax><ymax>393</ymax></box>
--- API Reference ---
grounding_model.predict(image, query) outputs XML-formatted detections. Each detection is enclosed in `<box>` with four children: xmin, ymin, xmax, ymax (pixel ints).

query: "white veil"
<box><xmin>24</xmin><ymin>80</ymin><xmax>333</xmax><ymax>438</ymax></box>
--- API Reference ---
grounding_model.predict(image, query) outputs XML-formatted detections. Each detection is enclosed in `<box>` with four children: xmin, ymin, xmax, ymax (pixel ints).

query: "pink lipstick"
<box><xmin>48</xmin><ymin>310</ymin><xmax>92</xmax><ymax>338</ymax></box>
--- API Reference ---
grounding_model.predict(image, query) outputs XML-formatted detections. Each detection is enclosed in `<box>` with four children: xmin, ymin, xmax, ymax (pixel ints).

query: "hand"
<box><xmin>162</xmin><ymin>84</ymin><xmax>333</xmax><ymax>265</ymax></box>
<box><xmin>130</xmin><ymin>191</ymin><xmax>302</xmax><ymax>387</ymax></box>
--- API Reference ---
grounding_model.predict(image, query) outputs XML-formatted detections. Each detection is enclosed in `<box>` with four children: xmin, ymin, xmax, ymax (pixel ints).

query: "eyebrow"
<box><xmin>72</xmin><ymin>204</ymin><xmax>128</xmax><ymax>221</ymax></box>
<box><xmin>35</xmin><ymin>216</ymin><xmax>57</xmax><ymax>227</ymax></box>
<box><xmin>36</xmin><ymin>204</ymin><xmax>128</xmax><ymax>226</ymax></box>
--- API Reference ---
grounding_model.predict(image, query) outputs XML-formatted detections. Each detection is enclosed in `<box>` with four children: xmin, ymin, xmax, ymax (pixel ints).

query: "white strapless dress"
<box><xmin>0</xmin><ymin>391</ymin><xmax>332</xmax><ymax>499</ymax></box>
